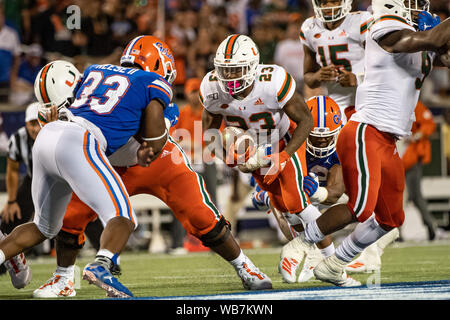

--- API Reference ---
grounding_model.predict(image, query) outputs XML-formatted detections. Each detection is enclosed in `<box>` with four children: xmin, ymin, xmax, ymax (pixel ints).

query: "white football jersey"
<box><xmin>200</xmin><ymin>64</ymin><xmax>296</xmax><ymax>145</ymax></box>
<box><xmin>352</xmin><ymin>15</ymin><xmax>435</xmax><ymax>137</ymax></box>
<box><xmin>300</xmin><ymin>11</ymin><xmax>372</xmax><ymax>121</ymax></box>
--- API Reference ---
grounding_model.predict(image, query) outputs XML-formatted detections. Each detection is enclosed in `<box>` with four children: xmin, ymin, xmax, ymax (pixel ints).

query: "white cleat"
<box><xmin>278</xmin><ymin>234</ymin><xmax>314</xmax><ymax>283</ymax></box>
<box><xmin>33</xmin><ymin>274</ymin><xmax>76</xmax><ymax>298</ymax></box>
<box><xmin>279</xmin><ymin>257</ymin><xmax>300</xmax><ymax>283</ymax></box>
<box><xmin>314</xmin><ymin>254</ymin><xmax>361</xmax><ymax>287</ymax></box>
<box><xmin>345</xmin><ymin>242</ymin><xmax>381</xmax><ymax>274</ymax></box>
<box><xmin>4</xmin><ymin>252</ymin><xmax>32</xmax><ymax>289</ymax></box>
<box><xmin>237</xmin><ymin>259</ymin><xmax>272</xmax><ymax>290</ymax></box>
<box><xmin>298</xmin><ymin>246</ymin><xmax>323</xmax><ymax>283</ymax></box>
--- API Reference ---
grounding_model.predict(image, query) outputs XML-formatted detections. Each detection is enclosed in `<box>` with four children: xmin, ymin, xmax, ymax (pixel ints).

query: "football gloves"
<box><xmin>417</xmin><ymin>11</ymin><xmax>440</xmax><ymax>31</ymax></box>
<box><xmin>263</xmin><ymin>150</ymin><xmax>290</xmax><ymax>185</ymax></box>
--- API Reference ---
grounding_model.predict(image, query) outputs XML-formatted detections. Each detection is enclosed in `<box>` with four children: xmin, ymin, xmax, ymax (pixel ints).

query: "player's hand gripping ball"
<box><xmin>222</xmin><ymin>126</ymin><xmax>256</xmax><ymax>167</ymax></box>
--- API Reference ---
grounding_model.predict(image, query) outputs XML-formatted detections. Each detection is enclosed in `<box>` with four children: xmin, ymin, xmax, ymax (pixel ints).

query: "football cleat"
<box><xmin>298</xmin><ymin>245</ymin><xmax>323</xmax><ymax>283</ymax></box>
<box><xmin>279</xmin><ymin>257</ymin><xmax>300</xmax><ymax>283</ymax></box>
<box><xmin>345</xmin><ymin>242</ymin><xmax>382</xmax><ymax>274</ymax></box>
<box><xmin>314</xmin><ymin>254</ymin><xmax>361</xmax><ymax>287</ymax></box>
<box><xmin>33</xmin><ymin>274</ymin><xmax>76</xmax><ymax>298</ymax></box>
<box><xmin>236</xmin><ymin>259</ymin><xmax>272</xmax><ymax>290</ymax></box>
<box><xmin>278</xmin><ymin>233</ymin><xmax>314</xmax><ymax>283</ymax></box>
<box><xmin>83</xmin><ymin>262</ymin><xmax>133</xmax><ymax>298</ymax></box>
<box><xmin>3</xmin><ymin>252</ymin><xmax>32</xmax><ymax>289</ymax></box>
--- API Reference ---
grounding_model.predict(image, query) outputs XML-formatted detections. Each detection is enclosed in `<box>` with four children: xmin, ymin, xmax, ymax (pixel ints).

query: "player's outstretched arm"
<box><xmin>283</xmin><ymin>91</ymin><xmax>313</xmax><ymax>156</ymax></box>
<box><xmin>378</xmin><ymin>17</ymin><xmax>450</xmax><ymax>54</ymax></box>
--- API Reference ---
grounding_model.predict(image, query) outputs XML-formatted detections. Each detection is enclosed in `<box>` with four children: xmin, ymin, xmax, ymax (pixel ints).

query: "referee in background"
<box><xmin>1</xmin><ymin>102</ymin><xmax>40</xmax><ymax>235</ymax></box>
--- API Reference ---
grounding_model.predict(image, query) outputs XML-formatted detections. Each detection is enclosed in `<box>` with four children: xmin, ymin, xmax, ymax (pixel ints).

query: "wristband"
<box><xmin>7</xmin><ymin>200</ymin><xmax>17</xmax><ymax>204</ymax></box>
<box><xmin>142</xmin><ymin>129</ymin><xmax>168</xmax><ymax>142</ymax></box>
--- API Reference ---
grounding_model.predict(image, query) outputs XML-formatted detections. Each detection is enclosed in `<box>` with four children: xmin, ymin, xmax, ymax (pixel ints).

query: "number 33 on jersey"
<box><xmin>70</xmin><ymin>63</ymin><xmax>173</xmax><ymax>156</ymax></box>
<box><xmin>200</xmin><ymin>64</ymin><xmax>296</xmax><ymax>144</ymax></box>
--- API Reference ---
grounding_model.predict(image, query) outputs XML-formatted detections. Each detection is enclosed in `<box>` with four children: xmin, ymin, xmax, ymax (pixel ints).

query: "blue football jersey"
<box><xmin>306</xmin><ymin>151</ymin><xmax>340</xmax><ymax>187</ymax></box>
<box><xmin>70</xmin><ymin>64</ymin><xmax>173</xmax><ymax>155</ymax></box>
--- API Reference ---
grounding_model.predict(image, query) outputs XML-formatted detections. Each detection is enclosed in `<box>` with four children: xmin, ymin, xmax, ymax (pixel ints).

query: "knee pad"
<box><xmin>55</xmin><ymin>230</ymin><xmax>86</xmax><ymax>250</ymax></box>
<box><xmin>199</xmin><ymin>217</ymin><xmax>231</xmax><ymax>248</ymax></box>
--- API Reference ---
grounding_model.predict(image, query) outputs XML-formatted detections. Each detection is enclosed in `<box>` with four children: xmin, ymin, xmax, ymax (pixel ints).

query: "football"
<box><xmin>222</xmin><ymin>127</ymin><xmax>255</xmax><ymax>154</ymax></box>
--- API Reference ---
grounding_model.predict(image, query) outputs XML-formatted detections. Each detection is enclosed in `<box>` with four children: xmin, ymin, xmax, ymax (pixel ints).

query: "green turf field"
<box><xmin>0</xmin><ymin>241</ymin><xmax>449</xmax><ymax>299</ymax></box>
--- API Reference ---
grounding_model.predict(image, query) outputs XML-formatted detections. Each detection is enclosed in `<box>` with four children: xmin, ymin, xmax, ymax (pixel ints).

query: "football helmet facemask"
<box><xmin>306</xmin><ymin>96</ymin><xmax>343</xmax><ymax>158</ymax></box>
<box><xmin>312</xmin><ymin>0</ymin><xmax>353</xmax><ymax>23</ymax></box>
<box><xmin>214</xmin><ymin>34</ymin><xmax>260</xmax><ymax>96</ymax></box>
<box><xmin>120</xmin><ymin>35</ymin><xmax>177</xmax><ymax>84</ymax></box>
<box><xmin>404</xmin><ymin>0</ymin><xmax>430</xmax><ymax>27</ymax></box>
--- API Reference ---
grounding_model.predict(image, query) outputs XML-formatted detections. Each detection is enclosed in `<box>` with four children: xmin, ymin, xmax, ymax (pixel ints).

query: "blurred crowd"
<box><xmin>0</xmin><ymin>0</ymin><xmax>448</xmax><ymax>101</ymax></box>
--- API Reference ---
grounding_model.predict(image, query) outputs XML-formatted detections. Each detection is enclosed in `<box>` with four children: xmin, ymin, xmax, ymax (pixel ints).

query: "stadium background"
<box><xmin>0</xmin><ymin>0</ymin><xmax>449</xmax><ymax>255</ymax></box>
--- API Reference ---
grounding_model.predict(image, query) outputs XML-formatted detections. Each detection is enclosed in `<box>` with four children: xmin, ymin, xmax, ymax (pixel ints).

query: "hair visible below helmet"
<box><xmin>372</xmin><ymin>0</ymin><xmax>412</xmax><ymax>25</ymax></box>
<box><xmin>312</xmin><ymin>0</ymin><xmax>353</xmax><ymax>23</ymax></box>
<box><xmin>306</xmin><ymin>96</ymin><xmax>343</xmax><ymax>158</ymax></box>
<box><xmin>214</xmin><ymin>34</ymin><xmax>260</xmax><ymax>95</ymax></box>
<box><xmin>120</xmin><ymin>35</ymin><xmax>177</xmax><ymax>84</ymax></box>
<box><xmin>34</xmin><ymin>60</ymin><xmax>81</xmax><ymax>110</ymax></box>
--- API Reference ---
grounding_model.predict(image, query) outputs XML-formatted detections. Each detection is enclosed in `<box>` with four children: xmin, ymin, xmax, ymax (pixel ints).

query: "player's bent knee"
<box><xmin>56</xmin><ymin>229</ymin><xmax>86</xmax><ymax>250</ymax></box>
<box><xmin>199</xmin><ymin>217</ymin><xmax>231</xmax><ymax>248</ymax></box>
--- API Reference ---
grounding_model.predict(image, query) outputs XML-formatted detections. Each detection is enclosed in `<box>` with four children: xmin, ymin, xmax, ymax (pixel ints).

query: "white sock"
<box><xmin>229</xmin><ymin>250</ymin><xmax>247</xmax><ymax>268</ymax></box>
<box><xmin>56</xmin><ymin>265</ymin><xmax>75</xmax><ymax>280</ymax></box>
<box><xmin>335</xmin><ymin>216</ymin><xmax>388</xmax><ymax>262</ymax></box>
<box><xmin>96</xmin><ymin>249</ymin><xmax>119</xmax><ymax>265</ymax></box>
<box><xmin>304</xmin><ymin>220</ymin><xmax>325</xmax><ymax>244</ymax></box>
<box><xmin>298</xmin><ymin>204</ymin><xmax>321</xmax><ymax>224</ymax></box>
<box><xmin>320</xmin><ymin>243</ymin><xmax>335</xmax><ymax>258</ymax></box>
<box><xmin>0</xmin><ymin>249</ymin><xmax>5</xmax><ymax>265</ymax></box>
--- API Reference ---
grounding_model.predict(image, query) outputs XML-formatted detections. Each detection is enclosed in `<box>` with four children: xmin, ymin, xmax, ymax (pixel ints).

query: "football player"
<box><xmin>0</xmin><ymin>35</ymin><xmax>177</xmax><ymax>298</ymax></box>
<box><xmin>31</xmin><ymin>36</ymin><xmax>272</xmax><ymax>298</ymax></box>
<box><xmin>301</xmin><ymin>0</ymin><xmax>372</xmax><ymax>123</ymax></box>
<box><xmin>200</xmin><ymin>34</ymin><xmax>341</xmax><ymax>284</ymax></box>
<box><xmin>258</xmin><ymin>96</ymin><xmax>398</xmax><ymax>282</ymax></box>
<box><xmin>279</xmin><ymin>0</ymin><xmax>449</xmax><ymax>286</ymax></box>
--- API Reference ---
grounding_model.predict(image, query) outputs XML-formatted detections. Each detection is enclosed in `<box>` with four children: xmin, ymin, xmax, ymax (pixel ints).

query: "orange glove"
<box><xmin>225</xmin><ymin>143</ymin><xmax>256</xmax><ymax>168</ymax></box>
<box><xmin>263</xmin><ymin>150</ymin><xmax>291</xmax><ymax>185</ymax></box>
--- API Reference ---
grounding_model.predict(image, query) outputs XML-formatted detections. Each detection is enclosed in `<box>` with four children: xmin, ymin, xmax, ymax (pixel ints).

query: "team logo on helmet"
<box><xmin>306</xmin><ymin>95</ymin><xmax>343</xmax><ymax>158</ymax></box>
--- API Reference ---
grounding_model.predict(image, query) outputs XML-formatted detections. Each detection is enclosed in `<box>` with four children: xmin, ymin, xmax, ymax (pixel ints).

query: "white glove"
<box><xmin>238</xmin><ymin>144</ymin><xmax>272</xmax><ymax>173</ymax></box>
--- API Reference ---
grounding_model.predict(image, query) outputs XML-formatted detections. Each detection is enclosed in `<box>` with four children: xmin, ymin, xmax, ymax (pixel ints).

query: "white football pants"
<box><xmin>32</xmin><ymin>120</ymin><xmax>137</xmax><ymax>238</ymax></box>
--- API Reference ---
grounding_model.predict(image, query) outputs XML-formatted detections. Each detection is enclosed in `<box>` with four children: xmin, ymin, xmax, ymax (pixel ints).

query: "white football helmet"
<box><xmin>372</xmin><ymin>0</ymin><xmax>412</xmax><ymax>24</ymax></box>
<box><xmin>312</xmin><ymin>0</ymin><xmax>353</xmax><ymax>23</ymax></box>
<box><xmin>34</xmin><ymin>60</ymin><xmax>81</xmax><ymax>110</ymax></box>
<box><xmin>214</xmin><ymin>34</ymin><xmax>260</xmax><ymax>95</ymax></box>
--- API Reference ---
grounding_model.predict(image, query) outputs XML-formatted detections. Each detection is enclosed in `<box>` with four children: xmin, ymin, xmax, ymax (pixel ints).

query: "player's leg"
<box><xmin>263</xmin><ymin>146</ymin><xmax>335</xmax><ymax>282</ymax></box>
<box><xmin>33</xmin><ymin>193</ymin><xmax>98</xmax><ymax>298</ymax></box>
<box><xmin>157</xmin><ymin>137</ymin><xmax>272</xmax><ymax>290</ymax></box>
<box><xmin>54</xmin><ymin>126</ymin><xmax>136</xmax><ymax>298</ymax></box>
<box><xmin>312</xmin><ymin>123</ymin><xmax>394</xmax><ymax>286</ymax></box>
<box><xmin>0</xmin><ymin>175</ymin><xmax>34</xmax><ymax>289</ymax></box>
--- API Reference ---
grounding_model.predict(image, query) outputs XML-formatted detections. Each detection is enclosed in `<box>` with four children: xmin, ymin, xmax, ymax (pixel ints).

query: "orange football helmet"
<box><xmin>306</xmin><ymin>95</ymin><xmax>343</xmax><ymax>158</ymax></box>
<box><xmin>120</xmin><ymin>35</ymin><xmax>177</xmax><ymax>84</ymax></box>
